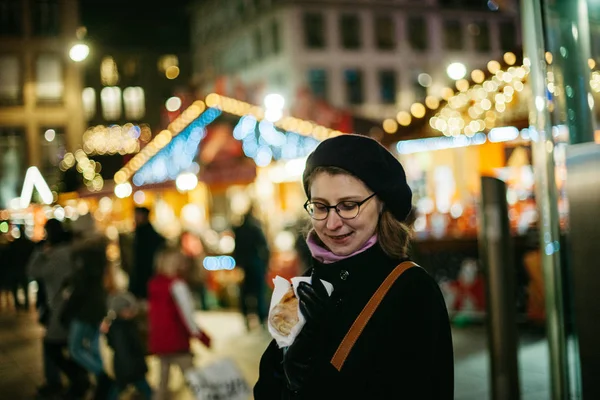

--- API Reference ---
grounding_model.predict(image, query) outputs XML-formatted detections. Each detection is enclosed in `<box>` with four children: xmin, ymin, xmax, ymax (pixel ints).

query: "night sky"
<box><xmin>80</xmin><ymin>0</ymin><xmax>193</xmax><ymax>51</ymax></box>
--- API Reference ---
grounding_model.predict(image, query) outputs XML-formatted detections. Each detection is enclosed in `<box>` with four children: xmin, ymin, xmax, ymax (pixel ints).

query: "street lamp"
<box><xmin>446</xmin><ymin>62</ymin><xmax>467</xmax><ymax>80</ymax></box>
<box><xmin>69</xmin><ymin>43</ymin><xmax>89</xmax><ymax>62</ymax></box>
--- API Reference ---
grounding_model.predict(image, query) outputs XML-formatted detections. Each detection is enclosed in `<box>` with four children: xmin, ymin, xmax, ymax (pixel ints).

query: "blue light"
<box><xmin>255</xmin><ymin>146</ymin><xmax>273</xmax><ymax>167</ymax></box>
<box><xmin>487</xmin><ymin>0</ymin><xmax>499</xmax><ymax>11</ymax></box>
<box><xmin>242</xmin><ymin>137</ymin><xmax>259</xmax><ymax>158</ymax></box>
<box><xmin>258</xmin><ymin>120</ymin><xmax>286</xmax><ymax>146</ymax></box>
<box><xmin>133</xmin><ymin>174</ymin><xmax>144</xmax><ymax>186</ymax></box>
<box><xmin>133</xmin><ymin>108</ymin><xmax>221</xmax><ymax>185</ymax></box>
<box><xmin>203</xmin><ymin>256</ymin><xmax>237</xmax><ymax>270</ymax></box>
<box><xmin>233</xmin><ymin>115</ymin><xmax>257</xmax><ymax>140</ymax></box>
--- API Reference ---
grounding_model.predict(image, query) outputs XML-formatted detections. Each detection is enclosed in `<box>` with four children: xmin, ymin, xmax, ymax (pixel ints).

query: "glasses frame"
<box><xmin>303</xmin><ymin>193</ymin><xmax>376</xmax><ymax>221</ymax></box>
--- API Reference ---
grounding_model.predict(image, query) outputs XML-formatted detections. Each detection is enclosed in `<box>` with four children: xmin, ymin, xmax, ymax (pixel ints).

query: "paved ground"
<box><xmin>0</xmin><ymin>305</ymin><xmax>551</xmax><ymax>399</ymax></box>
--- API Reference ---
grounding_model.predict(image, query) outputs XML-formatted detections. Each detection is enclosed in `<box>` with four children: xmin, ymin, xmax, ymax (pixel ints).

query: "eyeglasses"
<box><xmin>304</xmin><ymin>193</ymin><xmax>376</xmax><ymax>221</ymax></box>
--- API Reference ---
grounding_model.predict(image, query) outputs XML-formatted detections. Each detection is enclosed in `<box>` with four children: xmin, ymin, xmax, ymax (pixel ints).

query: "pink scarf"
<box><xmin>306</xmin><ymin>231</ymin><xmax>378</xmax><ymax>264</ymax></box>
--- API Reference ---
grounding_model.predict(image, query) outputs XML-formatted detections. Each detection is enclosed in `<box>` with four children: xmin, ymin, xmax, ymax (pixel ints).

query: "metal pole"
<box><xmin>478</xmin><ymin>177</ymin><xmax>520</xmax><ymax>400</ymax></box>
<box><xmin>520</xmin><ymin>1</ymin><xmax>570</xmax><ymax>399</ymax></box>
<box><xmin>544</xmin><ymin>0</ymin><xmax>596</xmax><ymax>144</ymax></box>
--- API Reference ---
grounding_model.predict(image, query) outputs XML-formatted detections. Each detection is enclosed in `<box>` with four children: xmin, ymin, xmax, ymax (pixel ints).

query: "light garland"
<box><xmin>113</xmin><ymin>93</ymin><xmax>347</xmax><ymax>185</ymax></box>
<box><xmin>59</xmin><ymin>149</ymin><xmax>104</xmax><ymax>192</ymax></box>
<box><xmin>383</xmin><ymin>52</ymin><xmax>529</xmax><ymax>137</ymax></box>
<box><xmin>114</xmin><ymin>100</ymin><xmax>207</xmax><ymax>184</ymax></box>
<box><xmin>82</xmin><ymin>123</ymin><xmax>150</xmax><ymax>156</ymax></box>
<box><xmin>386</xmin><ymin>51</ymin><xmax>600</xmax><ymax>138</ymax></box>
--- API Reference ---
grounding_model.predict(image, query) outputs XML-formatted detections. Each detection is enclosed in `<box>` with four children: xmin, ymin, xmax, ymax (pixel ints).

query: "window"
<box><xmin>374</xmin><ymin>15</ymin><xmax>395</xmax><ymax>50</ymax></box>
<box><xmin>443</xmin><ymin>20</ymin><xmax>463</xmax><ymax>50</ymax></box>
<box><xmin>0</xmin><ymin>55</ymin><xmax>21</xmax><ymax>105</ymax></box>
<box><xmin>470</xmin><ymin>21</ymin><xmax>490</xmax><ymax>52</ymax></box>
<box><xmin>254</xmin><ymin>29</ymin><xmax>263</xmax><ymax>60</ymax></box>
<box><xmin>82</xmin><ymin>88</ymin><xmax>96</xmax><ymax>120</ymax></box>
<box><xmin>123</xmin><ymin>87</ymin><xmax>145</xmax><ymax>120</ymax></box>
<box><xmin>407</xmin><ymin>17</ymin><xmax>428</xmax><ymax>51</ymax></box>
<box><xmin>303</xmin><ymin>13</ymin><xmax>326</xmax><ymax>49</ymax></box>
<box><xmin>36</xmin><ymin>54</ymin><xmax>63</xmax><ymax>102</ymax></box>
<box><xmin>412</xmin><ymin>71</ymin><xmax>428</xmax><ymax>102</ymax></box>
<box><xmin>101</xmin><ymin>57</ymin><xmax>119</xmax><ymax>86</ymax></box>
<box><xmin>340</xmin><ymin>14</ymin><xmax>361</xmax><ymax>49</ymax></box>
<box><xmin>40</xmin><ymin>127</ymin><xmax>65</xmax><ymax>184</ymax></box>
<box><xmin>100</xmin><ymin>87</ymin><xmax>122</xmax><ymax>120</ymax></box>
<box><xmin>499</xmin><ymin>21</ymin><xmax>517</xmax><ymax>51</ymax></box>
<box><xmin>272</xmin><ymin>21</ymin><xmax>281</xmax><ymax>54</ymax></box>
<box><xmin>0</xmin><ymin>0</ymin><xmax>22</xmax><ymax>35</ymax></box>
<box><xmin>32</xmin><ymin>0</ymin><xmax>60</xmax><ymax>36</ymax></box>
<box><xmin>307</xmin><ymin>69</ymin><xmax>328</xmax><ymax>100</ymax></box>
<box><xmin>344</xmin><ymin>69</ymin><xmax>363</xmax><ymax>105</ymax></box>
<box><xmin>0</xmin><ymin>127</ymin><xmax>27</xmax><ymax>209</ymax></box>
<box><xmin>379</xmin><ymin>70</ymin><xmax>397</xmax><ymax>104</ymax></box>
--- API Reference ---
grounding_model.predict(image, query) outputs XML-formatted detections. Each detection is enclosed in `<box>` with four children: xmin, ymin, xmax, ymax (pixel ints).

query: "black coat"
<box><xmin>233</xmin><ymin>215</ymin><xmax>270</xmax><ymax>285</ymax></box>
<box><xmin>130</xmin><ymin>223</ymin><xmax>165</xmax><ymax>299</ymax></box>
<box><xmin>106</xmin><ymin>318</ymin><xmax>149</xmax><ymax>387</ymax></box>
<box><xmin>254</xmin><ymin>243</ymin><xmax>454</xmax><ymax>399</ymax></box>
<box><xmin>61</xmin><ymin>260</ymin><xmax>107</xmax><ymax>327</ymax></box>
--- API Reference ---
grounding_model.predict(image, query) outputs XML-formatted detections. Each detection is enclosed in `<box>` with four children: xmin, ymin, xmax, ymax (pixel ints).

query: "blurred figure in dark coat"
<box><xmin>101</xmin><ymin>291</ymin><xmax>152</xmax><ymax>399</ymax></box>
<box><xmin>233</xmin><ymin>207</ymin><xmax>270</xmax><ymax>330</ymax></box>
<box><xmin>129</xmin><ymin>207</ymin><xmax>166</xmax><ymax>299</ymax></box>
<box><xmin>27</xmin><ymin>219</ymin><xmax>89</xmax><ymax>399</ymax></box>
<box><xmin>7</xmin><ymin>225</ymin><xmax>35</xmax><ymax>310</ymax></box>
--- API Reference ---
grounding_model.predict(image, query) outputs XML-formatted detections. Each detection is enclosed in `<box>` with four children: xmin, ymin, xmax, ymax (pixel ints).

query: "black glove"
<box><xmin>283</xmin><ymin>278</ymin><xmax>331</xmax><ymax>392</ymax></box>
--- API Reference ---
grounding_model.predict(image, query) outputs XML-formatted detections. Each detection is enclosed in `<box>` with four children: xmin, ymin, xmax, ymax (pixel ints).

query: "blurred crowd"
<box><xmin>0</xmin><ymin>205</ymin><xmax>274</xmax><ymax>399</ymax></box>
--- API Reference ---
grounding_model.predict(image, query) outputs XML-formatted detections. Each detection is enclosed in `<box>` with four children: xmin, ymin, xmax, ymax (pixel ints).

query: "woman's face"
<box><xmin>309</xmin><ymin>172</ymin><xmax>381</xmax><ymax>256</ymax></box>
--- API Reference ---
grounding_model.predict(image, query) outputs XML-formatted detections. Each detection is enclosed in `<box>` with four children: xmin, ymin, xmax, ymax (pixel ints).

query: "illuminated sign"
<box><xmin>19</xmin><ymin>166</ymin><xmax>53</xmax><ymax>208</ymax></box>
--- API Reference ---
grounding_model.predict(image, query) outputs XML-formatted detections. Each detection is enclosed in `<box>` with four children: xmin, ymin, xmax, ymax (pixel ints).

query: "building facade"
<box><xmin>190</xmin><ymin>0</ymin><xmax>521</xmax><ymax>123</ymax></box>
<box><xmin>0</xmin><ymin>0</ymin><xmax>85</xmax><ymax>208</ymax></box>
<box><xmin>71</xmin><ymin>0</ymin><xmax>193</xmax><ymax>191</ymax></box>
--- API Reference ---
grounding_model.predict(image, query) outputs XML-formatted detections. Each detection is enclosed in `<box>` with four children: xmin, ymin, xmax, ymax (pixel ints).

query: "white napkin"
<box><xmin>268</xmin><ymin>275</ymin><xmax>334</xmax><ymax>348</ymax></box>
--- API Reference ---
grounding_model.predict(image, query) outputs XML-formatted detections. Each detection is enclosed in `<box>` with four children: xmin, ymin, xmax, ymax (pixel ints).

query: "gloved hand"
<box><xmin>283</xmin><ymin>278</ymin><xmax>331</xmax><ymax>392</ymax></box>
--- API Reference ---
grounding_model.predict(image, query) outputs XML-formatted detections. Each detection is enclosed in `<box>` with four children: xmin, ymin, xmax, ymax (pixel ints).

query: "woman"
<box><xmin>27</xmin><ymin>219</ymin><xmax>90</xmax><ymax>398</ymax></box>
<box><xmin>62</xmin><ymin>237</ymin><xmax>113</xmax><ymax>399</ymax></box>
<box><xmin>254</xmin><ymin>134</ymin><xmax>454</xmax><ymax>399</ymax></box>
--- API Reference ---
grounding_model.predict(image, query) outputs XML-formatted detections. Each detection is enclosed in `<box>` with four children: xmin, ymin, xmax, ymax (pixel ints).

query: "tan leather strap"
<box><xmin>330</xmin><ymin>261</ymin><xmax>417</xmax><ymax>371</ymax></box>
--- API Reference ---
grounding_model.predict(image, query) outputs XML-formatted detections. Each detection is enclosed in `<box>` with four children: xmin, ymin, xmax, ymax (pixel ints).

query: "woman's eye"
<box><xmin>338</xmin><ymin>202</ymin><xmax>357</xmax><ymax>211</ymax></box>
<box><xmin>313</xmin><ymin>203</ymin><xmax>328</xmax><ymax>211</ymax></box>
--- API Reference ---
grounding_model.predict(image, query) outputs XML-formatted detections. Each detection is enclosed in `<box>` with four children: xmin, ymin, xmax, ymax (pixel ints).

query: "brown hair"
<box><xmin>155</xmin><ymin>246</ymin><xmax>185</xmax><ymax>276</ymax></box>
<box><xmin>304</xmin><ymin>166</ymin><xmax>413</xmax><ymax>259</ymax></box>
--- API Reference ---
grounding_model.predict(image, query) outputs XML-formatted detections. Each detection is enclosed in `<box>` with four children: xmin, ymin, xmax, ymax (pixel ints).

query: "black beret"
<box><xmin>302</xmin><ymin>134</ymin><xmax>413</xmax><ymax>222</ymax></box>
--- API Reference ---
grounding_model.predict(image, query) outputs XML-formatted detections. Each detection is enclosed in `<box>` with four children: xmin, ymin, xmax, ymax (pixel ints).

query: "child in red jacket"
<box><xmin>147</xmin><ymin>247</ymin><xmax>211</xmax><ymax>400</ymax></box>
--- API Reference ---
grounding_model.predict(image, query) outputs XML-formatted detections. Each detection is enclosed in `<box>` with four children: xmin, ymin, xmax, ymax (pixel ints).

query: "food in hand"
<box><xmin>270</xmin><ymin>287</ymin><xmax>300</xmax><ymax>336</ymax></box>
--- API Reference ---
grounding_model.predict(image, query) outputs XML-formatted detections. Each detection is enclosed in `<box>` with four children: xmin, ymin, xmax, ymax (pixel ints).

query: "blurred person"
<box><xmin>179</xmin><ymin>231</ymin><xmax>210</xmax><ymax>311</ymax></box>
<box><xmin>129</xmin><ymin>207</ymin><xmax>166</xmax><ymax>300</ymax></box>
<box><xmin>292</xmin><ymin>216</ymin><xmax>312</xmax><ymax>275</ymax></box>
<box><xmin>147</xmin><ymin>247</ymin><xmax>212</xmax><ymax>400</ymax></box>
<box><xmin>61</xmin><ymin>237</ymin><xmax>113</xmax><ymax>400</ymax></box>
<box><xmin>254</xmin><ymin>135</ymin><xmax>454</xmax><ymax>399</ymax></box>
<box><xmin>0</xmin><ymin>239</ymin><xmax>12</xmax><ymax>309</ymax></box>
<box><xmin>100</xmin><ymin>291</ymin><xmax>152</xmax><ymax>400</ymax></box>
<box><xmin>6</xmin><ymin>225</ymin><xmax>36</xmax><ymax>310</ymax></box>
<box><xmin>233</xmin><ymin>206</ymin><xmax>271</xmax><ymax>330</ymax></box>
<box><xmin>27</xmin><ymin>219</ymin><xmax>89</xmax><ymax>399</ymax></box>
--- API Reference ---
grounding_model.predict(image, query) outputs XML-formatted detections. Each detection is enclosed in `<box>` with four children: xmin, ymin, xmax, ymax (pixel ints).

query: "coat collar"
<box><xmin>310</xmin><ymin>243</ymin><xmax>403</xmax><ymax>296</ymax></box>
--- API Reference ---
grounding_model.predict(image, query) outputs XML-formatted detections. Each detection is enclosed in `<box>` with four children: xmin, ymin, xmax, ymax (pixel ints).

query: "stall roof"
<box><xmin>113</xmin><ymin>93</ymin><xmax>348</xmax><ymax>186</ymax></box>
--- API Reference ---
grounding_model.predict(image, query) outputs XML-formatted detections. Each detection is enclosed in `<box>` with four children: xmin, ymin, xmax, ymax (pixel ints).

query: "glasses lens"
<box><xmin>306</xmin><ymin>202</ymin><xmax>328</xmax><ymax>220</ymax></box>
<box><xmin>336</xmin><ymin>202</ymin><xmax>360</xmax><ymax>219</ymax></box>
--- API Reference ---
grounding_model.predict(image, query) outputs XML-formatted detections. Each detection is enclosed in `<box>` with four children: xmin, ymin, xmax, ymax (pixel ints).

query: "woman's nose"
<box><xmin>325</xmin><ymin>210</ymin><xmax>343</xmax><ymax>230</ymax></box>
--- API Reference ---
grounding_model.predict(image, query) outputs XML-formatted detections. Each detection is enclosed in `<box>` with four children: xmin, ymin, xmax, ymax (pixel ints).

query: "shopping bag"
<box><xmin>184</xmin><ymin>357</ymin><xmax>252</xmax><ymax>400</ymax></box>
